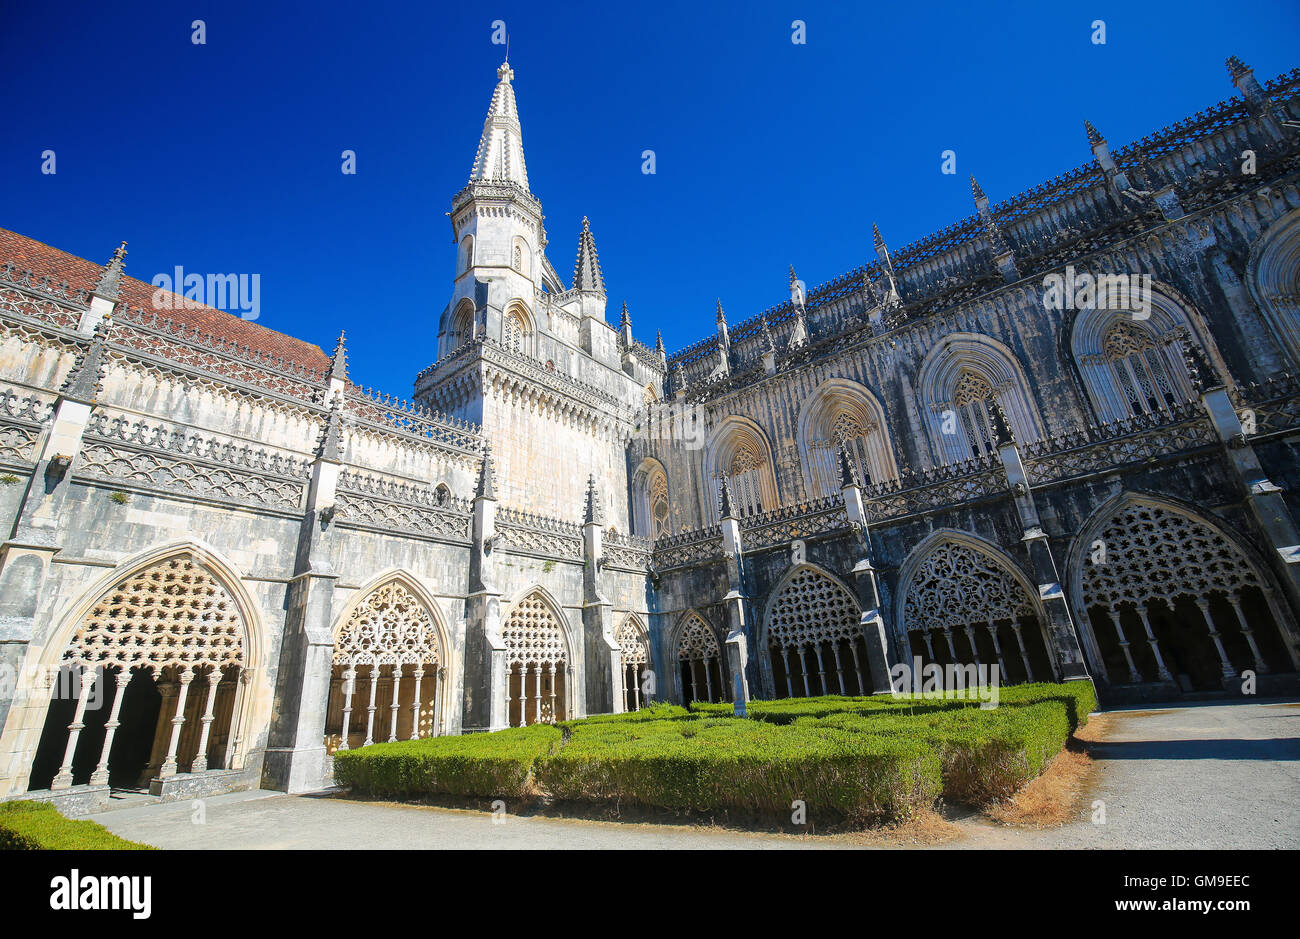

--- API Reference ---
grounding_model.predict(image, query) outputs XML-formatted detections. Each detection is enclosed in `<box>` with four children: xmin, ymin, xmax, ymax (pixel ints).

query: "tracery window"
<box><xmin>952</xmin><ymin>370</ymin><xmax>998</xmax><ymax>459</ymax></box>
<box><xmin>766</xmin><ymin>568</ymin><xmax>867</xmax><ymax>697</ymax></box>
<box><xmin>503</xmin><ymin>592</ymin><xmax>568</xmax><ymax>724</ymax></box>
<box><xmin>649</xmin><ymin>472</ymin><xmax>670</xmax><ymax>539</ymax></box>
<box><xmin>513</xmin><ymin>244</ymin><xmax>523</xmax><ymax>273</ymax></box>
<box><xmin>1099</xmin><ymin>321</ymin><xmax>1180</xmax><ymax>418</ymax></box>
<box><xmin>329</xmin><ymin>580</ymin><xmax>444</xmax><ymax>751</ymax></box>
<box><xmin>724</xmin><ymin>446</ymin><xmax>766</xmax><ymax>517</ymax></box>
<box><xmin>901</xmin><ymin>541</ymin><xmax>1049</xmax><ymax>685</ymax></box>
<box><xmin>29</xmin><ymin>554</ymin><xmax>248</xmax><ymax>792</ymax></box>
<box><xmin>1080</xmin><ymin>501</ymin><xmax>1290</xmax><ymax>688</ymax></box>
<box><xmin>503</xmin><ymin>309</ymin><xmax>530</xmax><ymax>355</ymax></box>
<box><xmin>616</xmin><ymin>615</ymin><xmax>651</xmax><ymax>711</ymax></box>
<box><xmin>676</xmin><ymin>614</ymin><xmax>727</xmax><ymax>704</ymax></box>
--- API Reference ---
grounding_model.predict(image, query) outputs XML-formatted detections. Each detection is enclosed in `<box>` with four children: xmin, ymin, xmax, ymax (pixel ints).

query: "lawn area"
<box><xmin>333</xmin><ymin>681</ymin><xmax>1096</xmax><ymax>826</ymax></box>
<box><xmin>0</xmin><ymin>800</ymin><xmax>155</xmax><ymax>850</ymax></box>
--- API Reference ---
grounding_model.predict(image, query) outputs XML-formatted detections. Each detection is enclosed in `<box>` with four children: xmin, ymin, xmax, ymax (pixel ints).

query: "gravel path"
<box><xmin>88</xmin><ymin>699</ymin><xmax>1300</xmax><ymax>850</ymax></box>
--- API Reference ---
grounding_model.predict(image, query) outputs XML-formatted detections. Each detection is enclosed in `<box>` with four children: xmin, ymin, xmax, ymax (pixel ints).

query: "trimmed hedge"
<box><xmin>0</xmin><ymin>800</ymin><xmax>155</xmax><ymax>850</ymax></box>
<box><xmin>535</xmin><ymin>717</ymin><xmax>940</xmax><ymax>822</ymax></box>
<box><xmin>333</xmin><ymin>681</ymin><xmax>1097</xmax><ymax>821</ymax></box>
<box><xmin>332</xmin><ymin>723</ymin><xmax>561</xmax><ymax>798</ymax></box>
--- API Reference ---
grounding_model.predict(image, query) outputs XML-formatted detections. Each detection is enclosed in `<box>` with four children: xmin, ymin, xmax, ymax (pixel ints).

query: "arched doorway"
<box><xmin>764</xmin><ymin>566</ymin><xmax>866</xmax><ymax>698</ymax></box>
<box><xmin>27</xmin><ymin>552</ymin><xmax>248</xmax><ymax>792</ymax></box>
<box><xmin>899</xmin><ymin>536</ymin><xmax>1054</xmax><ymax>685</ymax></box>
<box><xmin>326</xmin><ymin>576</ymin><xmax>447</xmax><ymax>752</ymax></box>
<box><xmin>616</xmin><ymin>614</ymin><xmax>651</xmax><ymax>711</ymax></box>
<box><xmin>503</xmin><ymin>590</ymin><xmax>570</xmax><ymax>725</ymax></box>
<box><xmin>1076</xmin><ymin>497</ymin><xmax>1296</xmax><ymax>688</ymax></box>
<box><xmin>675</xmin><ymin>613</ymin><xmax>727</xmax><ymax>704</ymax></box>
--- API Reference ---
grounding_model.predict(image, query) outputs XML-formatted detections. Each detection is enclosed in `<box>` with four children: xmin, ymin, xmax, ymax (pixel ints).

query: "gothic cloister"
<box><xmin>1069</xmin><ymin>494</ymin><xmax>1300</xmax><ymax>690</ymax></box>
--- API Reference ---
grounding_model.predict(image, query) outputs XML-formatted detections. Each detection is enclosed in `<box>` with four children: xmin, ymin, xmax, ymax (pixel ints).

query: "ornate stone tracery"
<box><xmin>330</xmin><ymin>579</ymin><xmax>445</xmax><ymax>750</ymax></box>
<box><xmin>503</xmin><ymin>591</ymin><xmax>568</xmax><ymax>724</ymax></box>
<box><xmin>900</xmin><ymin>539</ymin><xmax>1046</xmax><ymax>684</ymax></box>
<box><xmin>1078</xmin><ymin>500</ymin><xmax>1290</xmax><ymax>685</ymax></box>
<box><xmin>765</xmin><ymin>567</ymin><xmax>867</xmax><ymax>698</ymax></box>
<box><xmin>616</xmin><ymin>614</ymin><xmax>650</xmax><ymax>711</ymax></box>
<box><xmin>675</xmin><ymin>613</ymin><xmax>726</xmax><ymax>704</ymax></box>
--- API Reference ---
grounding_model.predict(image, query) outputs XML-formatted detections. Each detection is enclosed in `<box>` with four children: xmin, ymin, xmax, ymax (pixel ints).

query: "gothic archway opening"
<box><xmin>27</xmin><ymin>553</ymin><xmax>248</xmax><ymax>793</ymax></box>
<box><xmin>676</xmin><ymin>614</ymin><xmax>727</xmax><ymax>704</ymax></box>
<box><xmin>765</xmin><ymin>567</ymin><xmax>868</xmax><ymax>698</ymax></box>
<box><xmin>503</xmin><ymin>591</ymin><xmax>569</xmax><ymax>725</ymax></box>
<box><xmin>1080</xmin><ymin>500</ymin><xmax>1292</xmax><ymax>688</ymax></box>
<box><xmin>901</xmin><ymin>540</ymin><xmax>1053</xmax><ymax>686</ymax></box>
<box><xmin>327</xmin><ymin>579</ymin><xmax>446</xmax><ymax>751</ymax></box>
<box><xmin>616</xmin><ymin>615</ymin><xmax>651</xmax><ymax>711</ymax></box>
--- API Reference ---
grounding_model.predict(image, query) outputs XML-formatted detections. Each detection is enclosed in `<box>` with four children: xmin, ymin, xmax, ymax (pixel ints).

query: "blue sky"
<box><xmin>2</xmin><ymin>0</ymin><xmax>1297</xmax><ymax>391</ymax></box>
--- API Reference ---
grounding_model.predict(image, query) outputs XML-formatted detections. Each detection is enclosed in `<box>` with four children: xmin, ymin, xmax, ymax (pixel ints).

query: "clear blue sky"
<box><xmin>2</xmin><ymin>0</ymin><xmax>1297</xmax><ymax>392</ymax></box>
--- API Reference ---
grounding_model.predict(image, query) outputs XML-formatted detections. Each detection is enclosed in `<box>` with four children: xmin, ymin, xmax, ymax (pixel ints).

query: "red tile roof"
<box><xmin>0</xmin><ymin>227</ymin><xmax>328</xmax><ymax>372</ymax></box>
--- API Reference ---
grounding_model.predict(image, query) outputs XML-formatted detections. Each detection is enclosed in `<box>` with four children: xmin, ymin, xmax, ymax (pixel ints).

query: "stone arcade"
<box><xmin>1</xmin><ymin>56</ymin><xmax>1299</xmax><ymax>813</ymax></box>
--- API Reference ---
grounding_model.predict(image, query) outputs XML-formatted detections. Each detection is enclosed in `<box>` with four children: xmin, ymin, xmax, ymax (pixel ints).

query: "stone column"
<box><xmin>990</xmin><ymin>408</ymin><xmax>1092</xmax><ymax>683</ymax></box>
<box><xmin>581</xmin><ymin>476</ymin><xmax>619</xmax><ymax>715</ymax></box>
<box><xmin>717</xmin><ymin>479</ymin><xmax>752</xmax><ymax>712</ymax></box>
<box><xmin>1196</xmin><ymin>380</ymin><xmax>1300</xmax><ymax>670</ymax></box>
<box><xmin>839</xmin><ymin>452</ymin><xmax>896</xmax><ymax>694</ymax></box>
<box><xmin>262</xmin><ymin>400</ymin><xmax>343</xmax><ymax>792</ymax></box>
<box><xmin>463</xmin><ymin>445</ymin><xmax>507</xmax><ymax>732</ymax></box>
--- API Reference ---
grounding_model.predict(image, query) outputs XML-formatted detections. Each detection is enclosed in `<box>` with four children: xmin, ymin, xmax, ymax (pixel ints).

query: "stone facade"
<box><xmin>0</xmin><ymin>56</ymin><xmax>1298</xmax><ymax>810</ymax></box>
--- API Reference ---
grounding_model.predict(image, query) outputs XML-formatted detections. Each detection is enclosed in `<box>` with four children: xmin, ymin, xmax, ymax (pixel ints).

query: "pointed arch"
<box><xmin>446</xmin><ymin>298</ymin><xmax>476</xmax><ymax>355</ymax></box>
<box><xmin>796</xmin><ymin>378</ymin><xmax>899</xmax><ymax>496</ymax></box>
<box><xmin>702</xmin><ymin>416</ymin><xmax>779</xmax><ymax>522</ymax></box>
<box><xmin>1069</xmin><ymin>283</ymin><xmax>1201</xmax><ymax>423</ymax></box>
<box><xmin>1247</xmin><ymin>206</ymin><xmax>1300</xmax><ymax>367</ymax></box>
<box><xmin>896</xmin><ymin>530</ymin><xmax>1056</xmax><ymax>685</ymax></box>
<box><xmin>630</xmin><ymin>456</ymin><xmax>671</xmax><ymax>539</ymax></box>
<box><xmin>327</xmin><ymin>570</ymin><xmax>454</xmax><ymax>749</ymax></box>
<box><xmin>760</xmin><ymin>563</ymin><xmax>868</xmax><ymax>698</ymax></box>
<box><xmin>917</xmin><ymin>333</ymin><xmax>1043</xmax><ymax>464</ymax></box>
<box><xmin>502</xmin><ymin>585</ymin><xmax>572</xmax><ymax>724</ymax></box>
<box><xmin>615</xmin><ymin>613</ymin><xmax>651</xmax><ymax>711</ymax></box>
<box><xmin>1066</xmin><ymin>492</ymin><xmax>1299</xmax><ymax>686</ymax></box>
<box><xmin>672</xmin><ymin>611</ymin><xmax>727</xmax><ymax>704</ymax></box>
<box><xmin>6</xmin><ymin>540</ymin><xmax>269</xmax><ymax>794</ymax></box>
<box><xmin>502</xmin><ymin>300</ymin><xmax>535</xmax><ymax>357</ymax></box>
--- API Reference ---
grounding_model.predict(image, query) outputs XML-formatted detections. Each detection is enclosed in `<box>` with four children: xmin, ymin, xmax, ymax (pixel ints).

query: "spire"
<box><xmin>760</xmin><ymin>311</ymin><xmax>775</xmax><ymax>352</ymax></box>
<box><xmin>970</xmin><ymin>174</ymin><xmax>990</xmax><ymax>213</ymax></box>
<box><xmin>1226</xmin><ymin>55</ymin><xmax>1250</xmax><ymax>80</ymax></box>
<box><xmin>476</xmin><ymin>443</ymin><xmax>498</xmax><ymax>500</ymax></box>
<box><xmin>619</xmin><ymin>301</ymin><xmax>630</xmax><ymax>330</ymax></box>
<box><xmin>655</xmin><ymin>330</ymin><xmax>665</xmax><ymax>356</ymax></box>
<box><xmin>468</xmin><ymin>60</ymin><xmax>530</xmax><ymax>190</ymax></box>
<box><xmin>92</xmin><ymin>241</ymin><xmax>128</xmax><ymax>302</ymax></box>
<box><xmin>327</xmin><ymin>330</ymin><xmax>348</xmax><ymax>383</ymax></box>
<box><xmin>317</xmin><ymin>397</ymin><xmax>345</xmax><ymax>461</ymax></box>
<box><xmin>572</xmin><ymin>217</ymin><xmax>606</xmax><ymax>294</ymax></box>
<box><xmin>715</xmin><ymin>299</ymin><xmax>727</xmax><ymax>327</ymax></box>
<box><xmin>872</xmin><ymin>223</ymin><xmax>884</xmax><ymax>249</ymax></box>
<box><xmin>1084</xmin><ymin>119</ymin><xmax>1104</xmax><ymax>146</ymax></box>
<box><xmin>789</xmin><ymin>265</ymin><xmax>805</xmax><ymax>307</ymax></box>
<box><xmin>61</xmin><ymin>319</ymin><xmax>112</xmax><ymax>401</ymax></box>
<box><xmin>583</xmin><ymin>474</ymin><xmax>604</xmax><ymax>525</ymax></box>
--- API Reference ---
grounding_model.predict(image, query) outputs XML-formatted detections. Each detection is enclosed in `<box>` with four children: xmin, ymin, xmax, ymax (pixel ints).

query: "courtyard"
<box><xmin>83</xmin><ymin>699</ymin><xmax>1300</xmax><ymax>850</ymax></box>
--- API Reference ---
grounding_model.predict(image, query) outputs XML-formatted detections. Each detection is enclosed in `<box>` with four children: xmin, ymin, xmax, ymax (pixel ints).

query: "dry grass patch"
<box><xmin>984</xmin><ymin>714</ymin><xmax>1109</xmax><ymax>829</ymax></box>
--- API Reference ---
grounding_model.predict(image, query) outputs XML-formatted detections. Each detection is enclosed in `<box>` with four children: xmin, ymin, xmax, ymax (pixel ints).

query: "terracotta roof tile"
<box><xmin>0</xmin><ymin>227</ymin><xmax>328</xmax><ymax>371</ymax></box>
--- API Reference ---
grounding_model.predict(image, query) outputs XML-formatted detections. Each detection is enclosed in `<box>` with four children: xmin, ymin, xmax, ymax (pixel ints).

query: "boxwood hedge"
<box><xmin>0</xmin><ymin>800</ymin><xmax>155</xmax><ymax>850</ymax></box>
<box><xmin>332</xmin><ymin>680</ymin><xmax>1096</xmax><ymax>821</ymax></box>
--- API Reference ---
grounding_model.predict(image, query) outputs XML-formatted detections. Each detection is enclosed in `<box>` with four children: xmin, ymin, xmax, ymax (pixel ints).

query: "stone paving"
<box><xmin>88</xmin><ymin>699</ymin><xmax>1300</xmax><ymax>850</ymax></box>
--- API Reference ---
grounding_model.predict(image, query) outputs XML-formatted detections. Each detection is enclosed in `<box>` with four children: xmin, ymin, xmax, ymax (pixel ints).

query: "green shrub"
<box><xmin>0</xmin><ymin>800</ymin><xmax>154</xmax><ymax>850</ymax></box>
<box><xmin>535</xmin><ymin>717</ymin><xmax>941</xmax><ymax>823</ymax></box>
<box><xmin>332</xmin><ymin>723</ymin><xmax>561</xmax><ymax>798</ymax></box>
